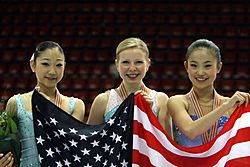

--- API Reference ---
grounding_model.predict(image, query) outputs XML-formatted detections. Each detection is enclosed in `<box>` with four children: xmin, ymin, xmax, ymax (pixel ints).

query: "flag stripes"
<box><xmin>133</xmin><ymin>94</ymin><xmax>250</xmax><ymax>167</ymax></box>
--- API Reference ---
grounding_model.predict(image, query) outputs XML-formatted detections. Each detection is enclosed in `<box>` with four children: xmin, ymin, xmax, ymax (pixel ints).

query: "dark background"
<box><xmin>0</xmin><ymin>0</ymin><xmax>249</xmax><ymax>121</ymax></box>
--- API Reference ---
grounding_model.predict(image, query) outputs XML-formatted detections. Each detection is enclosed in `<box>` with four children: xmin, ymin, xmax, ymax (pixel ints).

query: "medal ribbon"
<box><xmin>117</xmin><ymin>82</ymin><xmax>149</xmax><ymax>100</ymax></box>
<box><xmin>35</xmin><ymin>87</ymin><xmax>62</xmax><ymax>108</ymax></box>
<box><xmin>54</xmin><ymin>88</ymin><xmax>62</xmax><ymax>108</ymax></box>
<box><xmin>189</xmin><ymin>88</ymin><xmax>220</xmax><ymax>144</ymax></box>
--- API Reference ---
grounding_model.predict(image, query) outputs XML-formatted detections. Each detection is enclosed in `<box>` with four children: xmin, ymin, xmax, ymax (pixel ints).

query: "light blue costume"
<box><xmin>104</xmin><ymin>89</ymin><xmax>158</xmax><ymax>122</ymax></box>
<box><xmin>15</xmin><ymin>94</ymin><xmax>76</xmax><ymax>167</ymax></box>
<box><xmin>177</xmin><ymin>115</ymin><xmax>229</xmax><ymax>147</ymax></box>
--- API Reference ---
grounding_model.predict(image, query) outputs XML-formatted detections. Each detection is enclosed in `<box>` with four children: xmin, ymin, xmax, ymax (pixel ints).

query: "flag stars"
<box><xmin>122</xmin><ymin>142</ymin><xmax>128</xmax><ymax>150</ymax></box>
<box><xmin>36</xmin><ymin>135</ymin><xmax>45</xmax><ymax>145</ymax></box>
<box><xmin>79</xmin><ymin>134</ymin><xmax>87</xmax><ymax>140</ymax></box>
<box><xmin>46</xmin><ymin>134</ymin><xmax>51</xmax><ymax>141</ymax></box>
<box><xmin>45</xmin><ymin>120</ymin><xmax>50</xmax><ymax>126</ymax></box>
<box><xmin>55</xmin><ymin>147</ymin><xmax>61</xmax><ymax>154</ymax></box>
<box><xmin>109</xmin><ymin>148</ymin><xmax>114</xmax><ymax>155</ymax></box>
<box><xmin>69</xmin><ymin>128</ymin><xmax>78</xmax><ymax>134</ymax></box>
<box><xmin>115</xmin><ymin>135</ymin><xmax>122</xmax><ymax>143</ymax></box>
<box><xmin>53</xmin><ymin>131</ymin><xmax>60</xmax><ymax>138</ymax></box>
<box><xmin>38</xmin><ymin>154</ymin><xmax>43</xmax><ymax>163</ymax></box>
<box><xmin>58</xmin><ymin>129</ymin><xmax>67</xmax><ymax>137</ymax></box>
<box><xmin>69</xmin><ymin>139</ymin><xmax>78</xmax><ymax>147</ymax></box>
<box><xmin>107</xmin><ymin>118</ymin><xmax>115</xmax><ymax>126</ymax></box>
<box><xmin>73</xmin><ymin>154</ymin><xmax>81</xmax><ymax>162</ymax></box>
<box><xmin>100</xmin><ymin>130</ymin><xmax>107</xmax><ymax>137</ymax></box>
<box><xmin>35</xmin><ymin>105</ymin><xmax>40</xmax><ymax>111</ymax></box>
<box><xmin>121</xmin><ymin>159</ymin><xmax>128</xmax><ymax>167</ymax></box>
<box><xmin>122</xmin><ymin>124</ymin><xmax>127</xmax><ymax>131</ymax></box>
<box><xmin>110</xmin><ymin>163</ymin><xmax>116</xmax><ymax>167</ymax></box>
<box><xmin>117</xmin><ymin>153</ymin><xmax>120</xmax><ymax>160</ymax></box>
<box><xmin>37</xmin><ymin>120</ymin><xmax>43</xmax><ymax>127</ymax></box>
<box><xmin>110</xmin><ymin>132</ymin><xmax>116</xmax><ymax>140</ymax></box>
<box><xmin>117</xmin><ymin>120</ymin><xmax>122</xmax><ymax>126</ymax></box>
<box><xmin>63</xmin><ymin>159</ymin><xmax>71</xmax><ymax>167</ymax></box>
<box><xmin>91</xmin><ymin>140</ymin><xmax>99</xmax><ymax>147</ymax></box>
<box><xmin>124</xmin><ymin>107</ymin><xmax>128</xmax><ymax>113</ymax></box>
<box><xmin>81</xmin><ymin>148</ymin><xmax>90</xmax><ymax>155</ymax></box>
<box><xmin>46</xmin><ymin>148</ymin><xmax>55</xmax><ymax>157</ymax></box>
<box><xmin>103</xmin><ymin>160</ymin><xmax>108</xmax><ymax>166</ymax></box>
<box><xmin>55</xmin><ymin>161</ymin><xmax>63</xmax><ymax>167</ymax></box>
<box><xmin>33</xmin><ymin>92</ymin><xmax>133</xmax><ymax>166</ymax></box>
<box><xmin>90</xmin><ymin>131</ymin><xmax>98</xmax><ymax>136</ymax></box>
<box><xmin>84</xmin><ymin>163</ymin><xmax>92</xmax><ymax>167</ymax></box>
<box><xmin>63</xmin><ymin>143</ymin><xmax>70</xmax><ymax>150</ymax></box>
<box><xmin>50</xmin><ymin>117</ymin><xmax>58</xmax><ymax>125</ymax></box>
<box><xmin>94</xmin><ymin>154</ymin><xmax>102</xmax><ymax>162</ymax></box>
<box><xmin>102</xmin><ymin>143</ymin><xmax>110</xmax><ymax>152</ymax></box>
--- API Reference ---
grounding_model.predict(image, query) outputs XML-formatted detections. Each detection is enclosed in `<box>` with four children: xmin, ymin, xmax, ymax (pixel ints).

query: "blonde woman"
<box><xmin>87</xmin><ymin>37</ymin><xmax>172</xmax><ymax>137</ymax></box>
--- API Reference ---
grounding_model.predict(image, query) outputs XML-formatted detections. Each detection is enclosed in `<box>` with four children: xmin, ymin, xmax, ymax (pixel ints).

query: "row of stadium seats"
<box><xmin>0</xmin><ymin>1</ymin><xmax>249</xmax><ymax>119</ymax></box>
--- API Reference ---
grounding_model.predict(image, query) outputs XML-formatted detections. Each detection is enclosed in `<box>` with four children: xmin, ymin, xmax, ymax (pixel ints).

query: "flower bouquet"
<box><xmin>0</xmin><ymin>111</ymin><xmax>21</xmax><ymax>166</ymax></box>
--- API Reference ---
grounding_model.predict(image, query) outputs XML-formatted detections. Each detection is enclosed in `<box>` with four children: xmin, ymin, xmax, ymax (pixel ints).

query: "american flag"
<box><xmin>133</xmin><ymin>94</ymin><xmax>250</xmax><ymax>167</ymax></box>
<box><xmin>32</xmin><ymin>90</ymin><xmax>133</xmax><ymax>167</ymax></box>
<box><xmin>32</xmin><ymin>90</ymin><xmax>250</xmax><ymax>167</ymax></box>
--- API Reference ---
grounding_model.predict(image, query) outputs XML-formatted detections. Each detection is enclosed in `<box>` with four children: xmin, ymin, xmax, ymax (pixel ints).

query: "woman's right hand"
<box><xmin>225</xmin><ymin>91</ymin><xmax>250</xmax><ymax>112</ymax></box>
<box><xmin>0</xmin><ymin>152</ymin><xmax>14</xmax><ymax>167</ymax></box>
<box><xmin>135</xmin><ymin>90</ymin><xmax>153</xmax><ymax>108</ymax></box>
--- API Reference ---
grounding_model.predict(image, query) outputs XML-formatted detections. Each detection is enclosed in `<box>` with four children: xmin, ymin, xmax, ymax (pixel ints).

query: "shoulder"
<box><xmin>6</xmin><ymin>92</ymin><xmax>30</xmax><ymax>116</ymax></box>
<box><xmin>73</xmin><ymin>97</ymin><xmax>85</xmax><ymax>108</ymax></box>
<box><xmin>167</xmin><ymin>94</ymin><xmax>187</xmax><ymax>108</ymax></box>
<box><xmin>156</xmin><ymin>91</ymin><xmax>169</xmax><ymax>105</ymax></box>
<box><xmin>6</xmin><ymin>92</ymin><xmax>31</xmax><ymax>107</ymax></box>
<box><xmin>87</xmin><ymin>91</ymin><xmax>111</xmax><ymax>124</ymax></box>
<box><xmin>62</xmin><ymin>95</ymin><xmax>85</xmax><ymax>121</ymax></box>
<box><xmin>93</xmin><ymin>91</ymin><xmax>110</xmax><ymax>106</ymax></box>
<box><xmin>90</xmin><ymin>91</ymin><xmax>111</xmax><ymax>113</ymax></box>
<box><xmin>6</xmin><ymin>96</ymin><xmax>17</xmax><ymax>109</ymax></box>
<box><xmin>156</xmin><ymin>91</ymin><xmax>169</xmax><ymax>100</ymax></box>
<box><xmin>19</xmin><ymin>91</ymin><xmax>33</xmax><ymax>98</ymax></box>
<box><xmin>168</xmin><ymin>94</ymin><xmax>186</xmax><ymax>102</ymax></box>
<box><xmin>167</xmin><ymin>94</ymin><xmax>188</xmax><ymax>116</ymax></box>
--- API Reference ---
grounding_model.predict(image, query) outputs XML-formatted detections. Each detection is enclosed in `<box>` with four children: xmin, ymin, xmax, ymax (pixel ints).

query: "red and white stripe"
<box><xmin>132</xmin><ymin>94</ymin><xmax>250</xmax><ymax>167</ymax></box>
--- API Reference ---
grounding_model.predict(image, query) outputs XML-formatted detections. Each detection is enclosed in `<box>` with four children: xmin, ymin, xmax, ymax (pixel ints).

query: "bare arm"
<box><xmin>87</xmin><ymin>93</ymin><xmax>109</xmax><ymax>125</ymax></box>
<box><xmin>168</xmin><ymin>91</ymin><xmax>250</xmax><ymax>140</ymax></box>
<box><xmin>72</xmin><ymin>98</ymin><xmax>85</xmax><ymax>122</ymax></box>
<box><xmin>5</xmin><ymin>96</ymin><xmax>18</xmax><ymax>118</ymax></box>
<box><xmin>157</xmin><ymin>92</ymin><xmax>173</xmax><ymax>138</ymax></box>
<box><xmin>168</xmin><ymin>95</ymin><xmax>224</xmax><ymax>140</ymax></box>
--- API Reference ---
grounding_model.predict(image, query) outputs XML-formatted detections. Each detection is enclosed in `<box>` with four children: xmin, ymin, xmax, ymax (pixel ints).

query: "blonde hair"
<box><xmin>116</xmin><ymin>37</ymin><xmax>149</xmax><ymax>59</ymax></box>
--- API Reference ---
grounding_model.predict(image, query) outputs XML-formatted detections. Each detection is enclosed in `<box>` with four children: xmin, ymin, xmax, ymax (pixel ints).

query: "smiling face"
<box><xmin>116</xmin><ymin>48</ymin><xmax>150</xmax><ymax>85</ymax></box>
<box><xmin>30</xmin><ymin>47</ymin><xmax>65</xmax><ymax>89</ymax></box>
<box><xmin>185</xmin><ymin>48</ymin><xmax>222</xmax><ymax>89</ymax></box>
